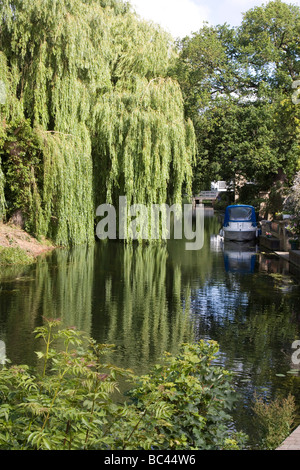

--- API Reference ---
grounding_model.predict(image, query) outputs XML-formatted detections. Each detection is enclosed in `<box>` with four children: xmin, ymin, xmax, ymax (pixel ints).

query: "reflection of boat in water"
<box><xmin>223</xmin><ymin>240</ymin><xmax>258</xmax><ymax>274</ymax></box>
<box><xmin>220</xmin><ymin>205</ymin><xmax>259</xmax><ymax>242</ymax></box>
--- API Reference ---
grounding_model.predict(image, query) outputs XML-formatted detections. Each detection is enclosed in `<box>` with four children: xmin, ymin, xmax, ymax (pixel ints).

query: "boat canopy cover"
<box><xmin>224</xmin><ymin>205</ymin><xmax>257</xmax><ymax>226</ymax></box>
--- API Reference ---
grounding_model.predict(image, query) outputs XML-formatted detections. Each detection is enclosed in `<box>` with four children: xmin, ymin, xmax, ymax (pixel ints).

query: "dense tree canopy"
<box><xmin>173</xmin><ymin>0</ymin><xmax>300</xmax><ymax>193</ymax></box>
<box><xmin>1</xmin><ymin>0</ymin><xmax>299</xmax><ymax>244</ymax></box>
<box><xmin>0</xmin><ymin>0</ymin><xmax>195</xmax><ymax>245</ymax></box>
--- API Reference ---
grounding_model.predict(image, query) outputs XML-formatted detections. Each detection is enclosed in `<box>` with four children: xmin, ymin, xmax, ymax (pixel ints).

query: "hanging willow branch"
<box><xmin>0</xmin><ymin>0</ymin><xmax>196</xmax><ymax>245</ymax></box>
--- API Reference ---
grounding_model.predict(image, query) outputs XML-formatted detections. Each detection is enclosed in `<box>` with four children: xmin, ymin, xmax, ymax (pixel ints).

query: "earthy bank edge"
<box><xmin>0</xmin><ymin>222</ymin><xmax>55</xmax><ymax>264</ymax></box>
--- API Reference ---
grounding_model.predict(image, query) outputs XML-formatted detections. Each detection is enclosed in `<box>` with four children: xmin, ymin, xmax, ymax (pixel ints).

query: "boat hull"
<box><xmin>221</xmin><ymin>205</ymin><xmax>259</xmax><ymax>242</ymax></box>
<box><xmin>223</xmin><ymin>229</ymin><xmax>257</xmax><ymax>242</ymax></box>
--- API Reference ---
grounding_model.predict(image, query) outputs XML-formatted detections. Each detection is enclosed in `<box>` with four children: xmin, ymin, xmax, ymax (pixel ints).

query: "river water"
<box><xmin>0</xmin><ymin>209</ymin><xmax>299</xmax><ymax>448</ymax></box>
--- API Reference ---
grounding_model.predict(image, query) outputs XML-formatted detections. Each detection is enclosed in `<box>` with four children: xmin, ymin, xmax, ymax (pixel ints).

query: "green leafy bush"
<box><xmin>0</xmin><ymin>320</ymin><xmax>247</xmax><ymax>450</ymax></box>
<box><xmin>0</xmin><ymin>246</ymin><xmax>34</xmax><ymax>266</ymax></box>
<box><xmin>126</xmin><ymin>341</ymin><xmax>247</xmax><ymax>450</ymax></box>
<box><xmin>253</xmin><ymin>394</ymin><xmax>296</xmax><ymax>450</ymax></box>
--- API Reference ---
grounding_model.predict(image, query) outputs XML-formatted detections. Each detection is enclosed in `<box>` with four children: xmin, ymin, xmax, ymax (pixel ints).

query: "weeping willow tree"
<box><xmin>0</xmin><ymin>50</ymin><xmax>23</xmax><ymax>218</ymax></box>
<box><xmin>93</xmin><ymin>77</ymin><xmax>195</xmax><ymax>205</ymax></box>
<box><xmin>0</xmin><ymin>0</ymin><xmax>195</xmax><ymax>245</ymax></box>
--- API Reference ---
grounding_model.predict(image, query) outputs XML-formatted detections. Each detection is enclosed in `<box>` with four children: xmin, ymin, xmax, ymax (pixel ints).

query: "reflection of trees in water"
<box><xmin>0</xmin><ymin>241</ymin><xmax>196</xmax><ymax>371</ymax></box>
<box><xmin>90</xmin><ymin>213</ymin><xmax>227</xmax><ymax>373</ymax></box>
<box><xmin>41</xmin><ymin>247</ymin><xmax>95</xmax><ymax>332</ymax></box>
<box><xmin>1</xmin><ymin>212</ymin><xmax>299</xmax><ymax>412</ymax></box>
<box><xmin>1</xmin><ymin>211</ymin><xmax>299</xmax><ymax>448</ymax></box>
<box><xmin>189</xmin><ymin>252</ymin><xmax>300</xmax><ymax>379</ymax></box>
<box><xmin>0</xmin><ymin>210</ymin><xmax>221</xmax><ymax>368</ymax></box>
<box><xmin>166</xmin><ymin>210</ymin><xmax>222</xmax><ymax>288</ymax></box>
<box><xmin>185</xmin><ymin>246</ymin><xmax>298</xmax><ymax>447</ymax></box>
<box><xmin>0</xmin><ymin>262</ymin><xmax>38</xmax><ymax>365</ymax></box>
<box><xmin>192</xmin><ymin>288</ymin><xmax>299</xmax><ymax>374</ymax></box>
<box><xmin>0</xmin><ymin>247</ymin><xmax>95</xmax><ymax>365</ymax></box>
<box><xmin>187</xmin><ymin>249</ymin><xmax>300</xmax><ymax>446</ymax></box>
<box><xmin>92</xmin><ymin>243</ymin><xmax>194</xmax><ymax>374</ymax></box>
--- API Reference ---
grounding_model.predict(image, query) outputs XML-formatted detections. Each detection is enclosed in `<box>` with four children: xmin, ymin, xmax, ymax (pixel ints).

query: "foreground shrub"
<box><xmin>253</xmin><ymin>393</ymin><xmax>296</xmax><ymax>450</ymax></box>
<box><xmin>0</xmin><ymin>320</ymin><xmax>246</xmax><ymax>450</ymax></box>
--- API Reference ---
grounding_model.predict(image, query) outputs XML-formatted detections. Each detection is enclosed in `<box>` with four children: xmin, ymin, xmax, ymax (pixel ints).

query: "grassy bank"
<box><xmin>0</xmin><ymin>246</ymin><xmax>35</xmax><ymax>266</ymax></box>
<box><xmin>0</xmin><ymin>222</ymin><xmax>55</xmax><ymax>266</ymax></box>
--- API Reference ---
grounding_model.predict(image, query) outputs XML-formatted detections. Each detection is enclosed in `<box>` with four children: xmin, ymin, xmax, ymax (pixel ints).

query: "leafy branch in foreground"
<box><xmin>253</xmin><ymin>393</ymin><xmax>296</xmax><ymax>450</ymax></box>
<box><xmin>0</xmin><ymin>320</ymin><xmax>247</xmax><ymax>450</ymax></box>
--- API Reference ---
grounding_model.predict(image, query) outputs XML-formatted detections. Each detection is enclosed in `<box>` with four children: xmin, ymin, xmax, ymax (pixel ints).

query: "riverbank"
<box><xmin>0</xmin><ymin>222</ymin><xmax>55</xmax><ymax>264</ymax></box>
<box><xmin>273</xmin><ymin>249</ymin><xmax>300</xmax><ymax>273</ymax></box>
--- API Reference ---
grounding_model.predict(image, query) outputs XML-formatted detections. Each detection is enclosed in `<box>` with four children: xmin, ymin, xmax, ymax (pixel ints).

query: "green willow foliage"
<box><xmin>0</xmin><ymin>53</ymin><xmax>9</xmax><ymax>217</ymax></box>
<box><xmin>0</xmin><ymin>0</ymin><xmax>195</xmax><ymax>245</ymax></box>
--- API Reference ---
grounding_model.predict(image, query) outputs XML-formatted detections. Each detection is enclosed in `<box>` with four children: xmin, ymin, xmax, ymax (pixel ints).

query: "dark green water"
<box><xmin>0</xmin><ymin>209</ymin><xmax>300</xmax><ymax>448</ymax></box>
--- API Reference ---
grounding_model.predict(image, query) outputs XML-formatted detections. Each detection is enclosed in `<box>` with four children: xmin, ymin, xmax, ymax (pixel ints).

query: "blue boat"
<box><xmin>220</xmin><ymin>205</ymin><xmax>259</xmax><ymax>242</ymax></box>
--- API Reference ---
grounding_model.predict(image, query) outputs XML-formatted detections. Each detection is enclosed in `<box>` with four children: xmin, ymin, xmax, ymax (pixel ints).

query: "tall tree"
<box><xmin>0</xmin><ymin>0</ymin><xmax>195</xmax><ymax>245</ymax></box>
<box><xmin>237</xmin><ymin>0</ymin><xmax>300</xmax><ymax>91</ymax></box>
<box><xmin>173</xmin><ymin>0</ymin><xmax>300</xmax><ymax>193</ymax></box>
